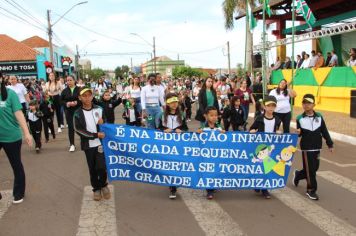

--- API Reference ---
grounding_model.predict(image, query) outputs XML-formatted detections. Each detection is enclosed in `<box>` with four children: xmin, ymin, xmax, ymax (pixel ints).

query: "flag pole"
<box><xmin>291</xmin><ymin>0</ymin><xmax>296</xmax><ymax>114</ymax></box>
<box><xmin>262</xmin><ymin>0</ymin><xmax>267</xmax><ymax>99</ymax></box>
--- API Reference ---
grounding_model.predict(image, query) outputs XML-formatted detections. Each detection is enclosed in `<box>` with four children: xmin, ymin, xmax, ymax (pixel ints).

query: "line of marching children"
<box><xmin>157</xmin><ymin>91</ymin><xmax>333</xmax><ymax>201</ymax></box>
<box><xmin>21</xmin><ymin>75</ymin><xmax>333</xmax><ymax>203</ymax></box>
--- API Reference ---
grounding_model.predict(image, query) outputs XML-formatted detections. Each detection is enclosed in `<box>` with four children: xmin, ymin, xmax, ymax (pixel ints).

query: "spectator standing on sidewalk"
<box><xmin>0</xmin><ymin>73</ymin><xmax>32</xmax><ymax>204</ymax></box>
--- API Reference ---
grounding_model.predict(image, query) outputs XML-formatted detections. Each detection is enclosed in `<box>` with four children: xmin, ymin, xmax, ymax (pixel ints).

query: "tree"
<box><xmin>222</xmin><ymin>0</ymin><xmax>259</xmax><ymax>72</ymax></box>
<box><xmin>114</xmin><ymin>66</ymin><xmax>123</xmax><ymax>79</ymax></box>
<box><xmin>114</xmin><ymin>65</ymin><xmax>130</xmax><ymax>79</ymax></box>
<box><xmin>80</xmin><ymin>68</ymin><xmax>105</xmax><ymax>81</ymax></box>
<box><xmin>172</xmin><ymin>66</ymin><xmax>209</xmax><ymax>78</ymax></box>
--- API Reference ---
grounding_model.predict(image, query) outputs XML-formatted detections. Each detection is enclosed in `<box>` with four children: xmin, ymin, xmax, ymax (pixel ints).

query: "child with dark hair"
<box><xmin>182</xmin><ymin>90</ymin><xmax>194</xmax><ymax>122</ymax></box>
<box><xmin>250</xmin><ymin>96</ymin><xmax>282</xmax><ymax>199</ymax></box>
<box><xmin>27</xmin><ymin>100</ymin><xmax>43</xmax><ymax>153</ymax></box>
<box><xmin>221</xmin><ymin>98</ymin><xmax>231</xmax><ymax>131</ymax></box>
<box><xmin>159</xmin><ymin>93</ymin><xmax>188</xmax><ymax>199</ymax></box>
<box><xmin>74</xmin><ymin>87</ymin><xmax>110</xmax><ymax>201</ymax></box>
<box><xmin>294</xmin><ymin>94</ymin><xmax>333</xmax><ymax>200</ymax></box>
<box><xmin>122</xmin><ymin>98</ymin><xmax>141</xmax><ymax>126</ymax></box>
<box><xmin>229</xmin><ymin>96</ymin><xmax>245</xmax><ymax>131</ymax></box>
<box><xmin>197</xmin><ymin>106</ymin><xmax>225</xmax><ymax>200</ymax></box>
<box><xmin>96</xmin><ymin>89</ymin><xmax>122</xmax><ymax>124</ymax></box>
<box><xmin>39</xmin><ymin>94</ymin><xmax>55</xmax><ymax>142</ymax></box>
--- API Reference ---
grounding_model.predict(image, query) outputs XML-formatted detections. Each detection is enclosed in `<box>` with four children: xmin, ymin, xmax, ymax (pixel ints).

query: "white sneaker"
<box><xmin>57</xmin><ymin>127</ymin><xmax>62</xmax><ymax>133</ymax></box>
<box><xmin>60</xmin><ymin>124</ymin><xmax>64</xmax><ymax>129</ymax></box>
<box><xmin>69</xmin><ymin>145</ymin><xmax>75</xmax><ymax>152</ymax></box>
<box><xmin>49</xmin><ymin>129</ymin><xmax>51</xmax><ymax>134</ymax></box>
<box><xmin>65</xmin><ymin>124</ymin><xmax>68</xmax><ymax>128</ymax></box>
<box><xmin>13</xmin><ymin>198</ymin><xmax>24</xmax><ymax>204</ymax></box>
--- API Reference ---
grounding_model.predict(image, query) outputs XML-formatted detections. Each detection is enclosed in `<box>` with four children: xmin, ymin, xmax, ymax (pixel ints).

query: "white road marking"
<box><xmin>76</xmin><ymin>185</ymin><xmax>118</xmax><ymax>236</ymax></box>
<box><xmin>274</xmin><ymin>187</ymin><xmax>356</xmax><ymax>236</ymax></box>
<box><xmin>0</xmin><ymin>190</ymin><xmax>12</xmax><ymax>219</ymax></box>
<box><xmin>320</xmin><ymin>157</ymin><xmax>356</xmax><ymax>168</ymax></box>
<box><xmin>318</xmin><ymin>171</ymin><xmax>356</xmax><ymax>194</ymax></box>
<box><xmin>179</xmin><ymin>188</ymin><xmax>246</xmax><ymax>236</ymax></box>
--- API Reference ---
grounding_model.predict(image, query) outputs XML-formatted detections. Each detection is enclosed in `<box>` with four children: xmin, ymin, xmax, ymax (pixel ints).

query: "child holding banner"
<box><xmin>159</xmin><ymin>93</ymin><xmax>188</xmax><ymax>199</ymax></box>
<box><xmin>294</xmin><ymin>94</ymin><xmax>333</xmax><ymax>201</ymax></box>
<box><xmin>74</xmin><ymin>87</ymin><xmax>111</xmax><ymax>201</ymax></box>
<box><xmin>250</xmin><ymin>96</ymin><xmax>282</xmax><ymax>199</ymax></box>
<box><xmin>197</xmin><ymin>106</ymin><xmax>225</xmax><ymax>200</ymax></box>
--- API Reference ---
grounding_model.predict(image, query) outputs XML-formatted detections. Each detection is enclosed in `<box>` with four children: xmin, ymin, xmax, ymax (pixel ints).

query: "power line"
<box><xmin>0</xmin><ymin>6</ymin><xmax>47</xmax><ymax>32</ymax></box>
<box><xmin>84</xmin><ymin>52</ymin><xmax>151</xmax><ymax>57</ymax></box>
<box><xmin>1</xmin><ymin>0</ymin><xmax>45</xmax><ymax>28</ymax></box>
<box><xmin>52</xmin><ymin>12</ymin><xmax>148</xmax><ymax>46</ymax></box>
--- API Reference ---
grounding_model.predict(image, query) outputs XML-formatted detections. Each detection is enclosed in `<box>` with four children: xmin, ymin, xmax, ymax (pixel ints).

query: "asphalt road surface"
<box><xmin>1</xmin><ymin>107</ymin><xmax>356</xmax><ymax>236</ymax></box>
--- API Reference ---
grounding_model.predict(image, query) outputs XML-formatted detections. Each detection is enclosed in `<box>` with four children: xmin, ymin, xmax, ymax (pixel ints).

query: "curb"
<box><xmin>248</xmin><ymin>113</ymin><xmax>356</xmax><ymax>146</ymax></box>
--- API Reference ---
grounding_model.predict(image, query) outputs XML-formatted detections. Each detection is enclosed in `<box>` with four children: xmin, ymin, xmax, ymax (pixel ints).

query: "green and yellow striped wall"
<box><xmin>269</xmin><ymin>66</ymin><xmax>356</xmax><ymax>114</ymax></box>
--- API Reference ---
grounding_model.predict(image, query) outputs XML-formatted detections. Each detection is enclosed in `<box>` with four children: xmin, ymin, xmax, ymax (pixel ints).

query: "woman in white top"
<box><xmin>7</xmin><ymin>75</ymin><xmax>29</xmax><ymax>114</ymax></box>
<box><xmin>348</xmin><ymin>48</ymin><xmax>356</xmax><ymax>67</ymax></box>
<box><xmin>124</xmin><ymin>77</ymin><xmax>142</xmax><ymax>113</ymax></box>
<box><xmin>269</xmin><ymin>79</ymin><xmax>297</xmax><ymax>133</ymax></box>
<box><xmin>141</xmin><ymin>73</ymin><xmax>165</xmax><ymax>129</ymax></box>
<box><xmin>45</xmin><ymin>72</ymin><xmax>64</xmax><ymax>133</ymax></box>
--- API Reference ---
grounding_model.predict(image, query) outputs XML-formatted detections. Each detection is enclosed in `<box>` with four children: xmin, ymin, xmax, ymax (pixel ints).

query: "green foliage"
<box><xmin>115</xmin><ymin>65</ymin><xmax>130</xmax><ymax>79</ymax></box>
<box><xmin>80</xmin><ymin>68</ymin><xmax>105</xmax><ymax>81</ymax></box>
<box><xmin>172</xmin><ymin>66</ymin><xmax>209</xmax><ymax>78</ymax></box>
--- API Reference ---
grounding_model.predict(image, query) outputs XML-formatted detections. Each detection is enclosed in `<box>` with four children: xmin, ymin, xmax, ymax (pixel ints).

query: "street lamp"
<box><xmin>47</xmin><ymin>1</ymin><xmax>88</xmax><ymax>64</ymax></box>
<box><xmin>130</xmin><ymin>33</ymin><xmax>156</xmax><ymax>73</ymax></box>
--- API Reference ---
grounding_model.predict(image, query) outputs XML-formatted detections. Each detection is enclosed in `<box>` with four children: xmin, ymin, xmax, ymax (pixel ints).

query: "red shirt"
<box><xmin>234</xmin><ymin>88</ymin><xmax>252</xmax><ymax>106</ymax></box>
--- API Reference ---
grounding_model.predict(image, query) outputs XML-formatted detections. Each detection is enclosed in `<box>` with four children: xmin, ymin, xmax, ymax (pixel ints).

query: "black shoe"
<box><xmin>0</xmin><ymin>192</ymin><xmax>2</xmax><ymax>200</ymax></box>
<box><xmin>293</xmin><ymin>170</ymin><xmax>300</xmax><ymax>187</ymax></box>
<box><xmin>306</xmin><ymin>191</ymin><xmax>319</xmax><ymax>200</ymax></box>
<box><xmin>262</xmin><ymin>190</ymin><xmax>271</xmax><ymax>199</ymax></box>
<box><xmin>254</xmin><ymin>189</ymin><xmax>261</xmax><ymax>193</ymax></box>
<box><xmin>36</xmin><ymin>147</ymin><xmax>40</xmax><ymax>153</ymax></box>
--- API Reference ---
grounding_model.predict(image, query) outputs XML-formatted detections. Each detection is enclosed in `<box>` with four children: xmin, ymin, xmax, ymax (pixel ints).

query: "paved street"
<box><xmin>1</xmin><ymin>107</ymin><xmax>356</xmax><ymax>236</ymax></box>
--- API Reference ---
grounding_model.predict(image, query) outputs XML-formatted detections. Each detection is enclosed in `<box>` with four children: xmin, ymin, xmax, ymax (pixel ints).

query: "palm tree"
<box><xmin>222</xmin><ymin>0</ymin><xmax>257</xmax><ymax>72</ymax></box>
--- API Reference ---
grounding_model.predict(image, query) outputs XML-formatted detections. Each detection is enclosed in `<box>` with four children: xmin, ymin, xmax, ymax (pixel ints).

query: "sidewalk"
<box><xmin>292</xmin><ymin>106</ymin><xmax>356</xmax><ymax>138</ymax></box>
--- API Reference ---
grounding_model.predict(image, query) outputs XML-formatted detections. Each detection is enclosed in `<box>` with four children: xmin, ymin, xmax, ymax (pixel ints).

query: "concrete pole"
<box><xmin>47</xmin><ymin>10</ymin><xmax>54</xmax><ymax>64</ymax></box>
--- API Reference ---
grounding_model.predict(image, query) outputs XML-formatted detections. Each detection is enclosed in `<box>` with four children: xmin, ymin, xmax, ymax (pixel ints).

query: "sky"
<box><xmin>0</xmin><ymin>0</ymin><xmax>310</xmax><ymax>70</ymax></box>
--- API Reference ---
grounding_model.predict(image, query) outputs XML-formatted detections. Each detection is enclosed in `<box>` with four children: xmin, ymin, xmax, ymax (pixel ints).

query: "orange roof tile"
<box><xmin>0</xmin><ymin>34</ymin><xmax>38</xmax><ymax>62</ymax></box>
<box><xmin>22</xmin><ymin>36</ymin><xmax>49</xmax><ymax>48</ymax></box>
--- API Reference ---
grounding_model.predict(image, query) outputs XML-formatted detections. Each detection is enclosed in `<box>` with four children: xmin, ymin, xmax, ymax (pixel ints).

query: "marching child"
<box><xmin>250</xmin><ymin>96</ymin><xmax>282</xmax><ymax>199</ymax></box>
<box><xmin>221</xmin><ymin>98</ymin><xmax>231</xmax><ymax>131</ymax></box>
<box><xmin>229</xmin><ymin>96</ymin><xmax>245</xmax><ymax>131</ymax></box>
<box><xmin>122</xmin><ymin>98</ymin><xmax>141</xmax><ymax>126</ymax></box>
<box><xmin>74</xmin><ymin>87</ymin><xmax>111</xmax><ymax>201</ymax></box>
<box><xmin>28</xmin><ymin>100</ymin><xmax>43</xmax><ymax>153</ymax></box>
<box><xmin>294</xmin><ymin>94</ymin><xmax>333</xmax><ymax>200</ymax></box>
<box><xmin>96</xmin><ymin>90</ymin><xmax>122</xmax><ymax>124</ymax></box>
<box><xmin>159</xmin><ymin>93</ymin><xmax>188</xmax><ymax>199</ymax></box>
<box><xmin>183</xmin><ymin>90</ymin><xmax>194</xmax><ymax>122</ymax></box>
<box><xmin>40</xmin><ymin>93</ymin><xmax>55</xmax><ymax>142</ymax></box>
<box><xmin>197</xmin><ymin>106</ymin><xmax>225</xmax><ymax>200</ymax></box>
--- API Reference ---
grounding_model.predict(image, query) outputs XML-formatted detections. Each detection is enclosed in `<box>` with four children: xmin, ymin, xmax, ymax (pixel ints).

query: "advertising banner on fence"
<box><xmin>101</xmin><ymin>124</ymin><xmax>298</xmax><ymax>190</ymax></box>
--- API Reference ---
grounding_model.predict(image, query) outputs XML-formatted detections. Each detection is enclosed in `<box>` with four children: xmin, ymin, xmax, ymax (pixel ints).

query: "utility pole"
<box><xmin>75</xmin><ymin>44</ymin><xmax>80</xmax><ymax>80</ymax></box>
<box><xmin>227</xmin><ymin>41</ymin><xmax>231</xmax><ymax>76</ymax></box>
<box><xmin>153</xmin><ymin>36</ymin><xmax>156</xmax><ymax>74</ymax></box>
<box><xmin>47</xmin><ymin>10</ymin><xmax>54</xmax><ymax>64</ymax></box>
<box><xmin>130</xmin><ymin>57</ymin><xmax>133</xmax><ymax>72</ymax></box>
